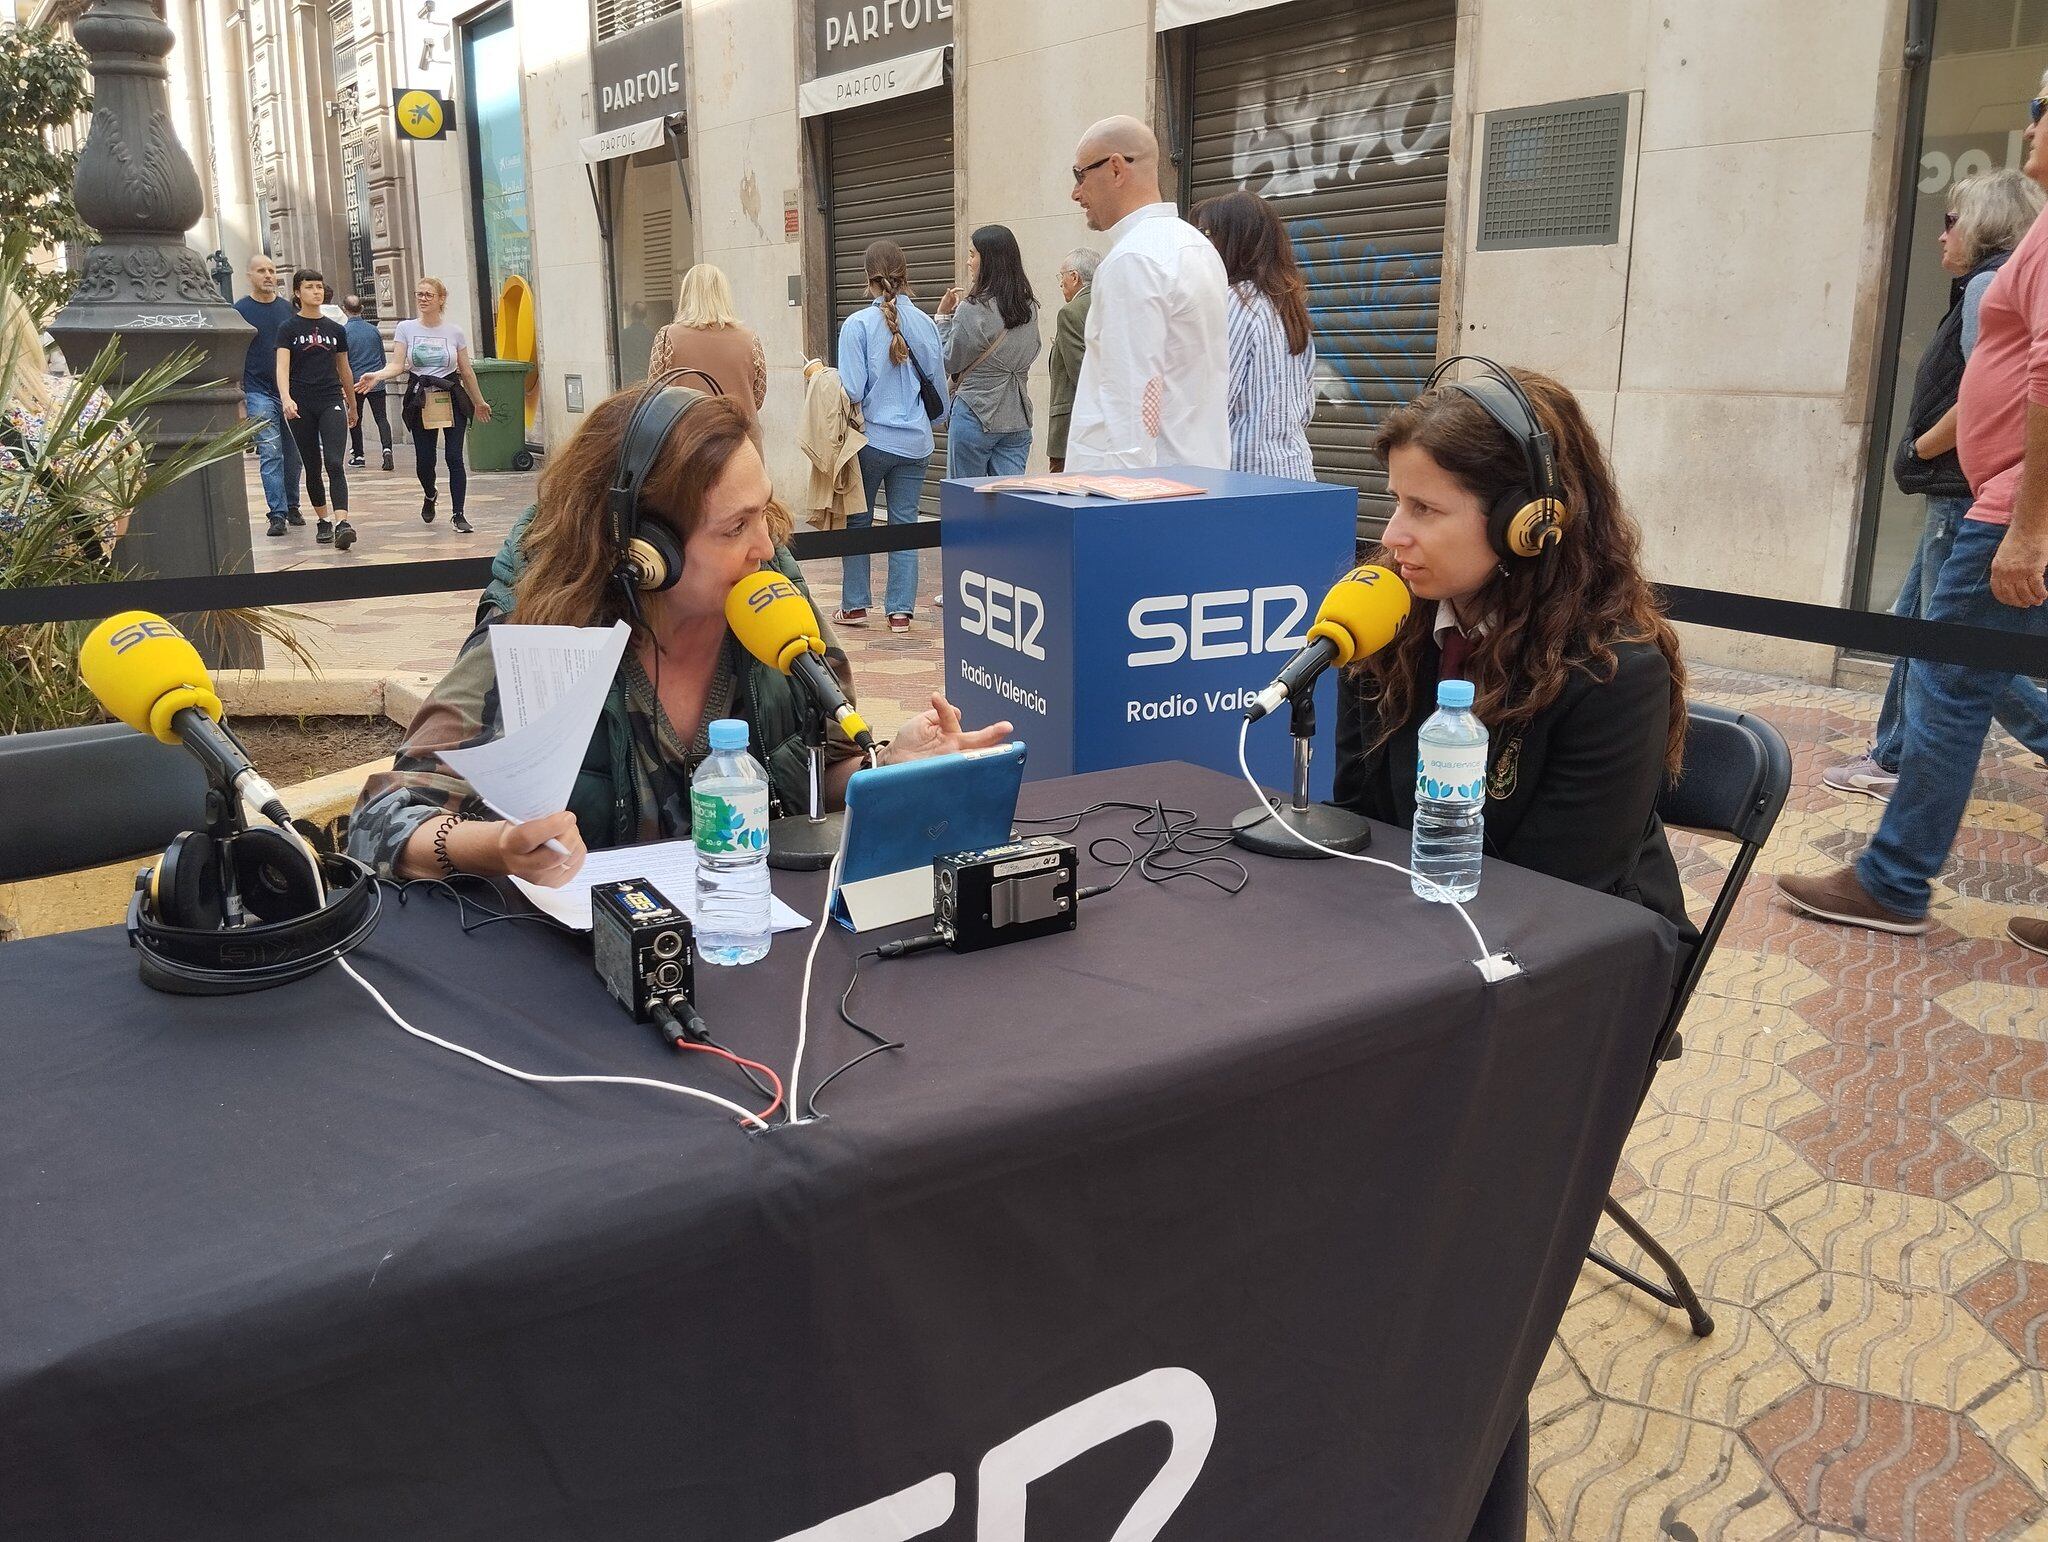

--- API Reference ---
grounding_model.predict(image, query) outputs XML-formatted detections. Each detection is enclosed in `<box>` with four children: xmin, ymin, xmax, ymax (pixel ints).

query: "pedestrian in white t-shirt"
<box><xmin>355</xmin><ymin>275</ymin><xmax>493</xmax><ymax>534</ymax></box>
<box><xmin>1063</xmin><ymin>114</ymin><xmax>1229</xmax><ymax>473</ymax></box>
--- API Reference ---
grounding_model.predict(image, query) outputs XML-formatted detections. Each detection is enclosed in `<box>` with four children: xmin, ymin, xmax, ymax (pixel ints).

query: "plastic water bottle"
<box><xmin>1411</xmin><ymin>678</ymin><xmax>1487</xmax><ymax>903</ymax></box>
<box><xmin>692</xmin><ymin>718</ymin><xmax>772</xmax><ymax>965</ymax></box>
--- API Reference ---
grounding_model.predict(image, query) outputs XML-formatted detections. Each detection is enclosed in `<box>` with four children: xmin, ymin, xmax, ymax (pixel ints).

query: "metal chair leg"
<box><xmin>1587</xmin><ymin>1196</ymin><xmax>1715</xmax><ymax>1337</ymax></box>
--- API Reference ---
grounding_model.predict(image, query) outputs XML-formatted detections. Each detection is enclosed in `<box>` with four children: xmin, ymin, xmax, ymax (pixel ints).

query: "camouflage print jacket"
<box><xmin>348</xmin><ymin>507</ymin><xmax>858</xmax><ymax>876</ymax></box>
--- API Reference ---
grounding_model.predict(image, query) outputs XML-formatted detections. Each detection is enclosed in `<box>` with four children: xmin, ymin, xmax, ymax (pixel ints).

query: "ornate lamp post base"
<box><xmin>50</xmin><ymin>0</ymin><xmax>260</xmax><ymax>668</ymax></box>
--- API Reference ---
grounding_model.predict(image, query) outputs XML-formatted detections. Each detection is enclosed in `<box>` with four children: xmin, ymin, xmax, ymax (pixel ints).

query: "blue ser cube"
<box><xmin>941</xmin><ymin>466</ymin><xmax>1359</xmax><ymax>796</ymax></box>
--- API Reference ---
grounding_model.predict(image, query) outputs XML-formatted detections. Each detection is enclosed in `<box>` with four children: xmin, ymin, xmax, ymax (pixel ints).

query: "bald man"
<box><xmin>1063</xmin><ymin>115</ymin><xmax>1229</xmax><ymax>472</ymax></box>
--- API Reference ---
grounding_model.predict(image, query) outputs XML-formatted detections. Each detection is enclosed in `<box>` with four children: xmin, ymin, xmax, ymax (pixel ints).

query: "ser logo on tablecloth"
<box><xmin>773</xmin><ymin>1366</ymin><xmax>1215</xmax><ymax>1541</ymax></box>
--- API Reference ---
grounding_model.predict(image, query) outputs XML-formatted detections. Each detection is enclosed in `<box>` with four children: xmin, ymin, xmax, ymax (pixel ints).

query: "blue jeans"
<box><xmin>1871</xmin><ymin>494</ymin><xmax>2048</xmax><ymax>768</ymax></box>
<box><xmin>1858</xmin><ymin>516</ymin><xmax>2048</xmax><ymax>916</ymax></box>
<box><xmin>842</xmin><ymin>446</ymin><xmax>926</xmax><ymax>617</ymax></box>
<box><xmin>244</xmin><ymin>389</ymin><xmax>302</xmax><ymax>517</ymax></box>
<box><xmin>947</xmin><ymin>397</ymin><xmax>1031</xmax><ymax>478</ymax></box>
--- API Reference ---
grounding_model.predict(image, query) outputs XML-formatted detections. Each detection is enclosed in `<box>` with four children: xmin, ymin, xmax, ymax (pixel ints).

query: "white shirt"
<box><xmin>1065</xmin><ymin>202</ymin><xmax>1230</xmax><ymax>472</ymax></box>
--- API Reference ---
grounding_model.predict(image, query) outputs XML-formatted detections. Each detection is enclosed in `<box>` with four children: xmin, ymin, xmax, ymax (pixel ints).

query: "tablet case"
<box><xmin>831</xmin><ymin>742</ymin><xmax>1026</xmax><ymax>931</ymax></box>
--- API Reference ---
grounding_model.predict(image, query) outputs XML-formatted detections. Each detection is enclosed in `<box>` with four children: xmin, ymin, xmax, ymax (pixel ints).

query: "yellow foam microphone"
<box><xmin>1245</xmin><ymin>565</ymin><xmax>1412</xmax><ymax>722</ymax></box>
<box><xmin>79</xmin><ymin>611</ymin><xmax>292</xmax><ymax>825</ymax></box>
<box><xmin>725</xmin><ymin>571</ymin><xmax>876</xmax><ymax>750</ymax></box>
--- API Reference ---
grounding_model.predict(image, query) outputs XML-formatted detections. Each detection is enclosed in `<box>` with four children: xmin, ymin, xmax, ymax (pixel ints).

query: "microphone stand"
<box><xmin>1231</xmin><ymin>686</ymin><xmax>1373</xmax><ymax>858</ymax></box>
<box><xmin>767</xmin><ymin>695</ymin><xmax>844</xmax><ymax>871</ymax></box>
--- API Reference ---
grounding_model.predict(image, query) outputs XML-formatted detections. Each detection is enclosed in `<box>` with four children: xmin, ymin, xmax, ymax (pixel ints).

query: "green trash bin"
<box><xmin>466</xmin><ymin>357</ymin><xmax>534</xmax><ymax>472</ymax></box>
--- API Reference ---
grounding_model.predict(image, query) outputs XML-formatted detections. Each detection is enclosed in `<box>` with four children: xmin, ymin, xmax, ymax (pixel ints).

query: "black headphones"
<box><xmin>1425</xmin><ymin>355</ymin><xmax>1571</xmax><ymax>561</ymax></box>
<box><xmin>606</xmin><ymin>368</ymin><xmax>724</xmax><ymax>621</ymax></box>
<box><xmin>127</xmin><ymin>826</ymin><xmax>381</xmax><ymax>995</ymax></box>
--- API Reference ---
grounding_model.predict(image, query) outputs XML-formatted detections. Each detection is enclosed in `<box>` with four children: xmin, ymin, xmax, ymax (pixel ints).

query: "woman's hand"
<box><xmin>490</xmin><ymin>811</ymin><xmax>585</xmax><ymax>885</ymax></box>
<box><xmin>354</xmin><ymin>372</ymin><xmax>380</xmax><ymax>395</ymax></box>
<box><xmin>281</xmin><ymin>396</ymin><xmax>298</xmax><ymax>420</ymax></box>
<box><xmin>474</xmin><ymin>397</ymin><xmax>494</xmax><ymax>423</ymax></box>
<box><xmin>938</xmin><ymin>287</ymin><xmax>962</xmax><ymax>317</ymax></box>
<box><xmin>883</xmin><ymin>693</ymin><xmax>1013</xmax><ymax>765</ymax></box>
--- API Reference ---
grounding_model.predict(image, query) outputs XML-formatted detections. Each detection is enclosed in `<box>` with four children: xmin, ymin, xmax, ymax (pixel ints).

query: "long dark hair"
<box><xmin>1191</xmin><ymin>190</ymin><xmax>1310</xmax><ymax>355</ymax></box>
<box><xmin>967</xmin><ymin>225</ymin><xmax>1035</xmax><ymax>331</ymax></box>
<box><xmin>1358</xmin><ymin>368</ymin><xmax>1687</xmax><ymax>775</ymax></box>
<box><xmin>864</xmin><ymin>240</ymin><xmax>914</xmax><ymax>365</ymax></box>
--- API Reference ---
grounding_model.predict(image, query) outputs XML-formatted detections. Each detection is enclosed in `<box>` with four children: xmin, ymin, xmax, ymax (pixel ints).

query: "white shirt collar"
<box><xmin>1106</xmin><ymin>201</ymin><xmax>1179</xmax><ymax>245</ymax></box>
<box><xmin>1433</xmin><ymin>600</ymin><xmax>1491</xmax><ymax>642</ymax></box>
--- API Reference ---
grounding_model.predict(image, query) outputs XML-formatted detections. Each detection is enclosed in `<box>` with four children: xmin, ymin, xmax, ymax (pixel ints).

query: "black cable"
<box><xmin>1023</xmin><ymin>800</ymin><xmax>1247</xmax><ymax>898</ymax></box>
<box><xmin>700</xmin><ymin>1029</ymin><xmax>778</xmax><ymax>1104</ymax></box>
<box><xmin>805</xmin><ymin>945</ymin><xmax>910</xmax><ymax>1120</ymax></box>
<box><xmin>386</xmin><ymin>873</ymin><xmax>579</xmax><ymax>937</ymax></box>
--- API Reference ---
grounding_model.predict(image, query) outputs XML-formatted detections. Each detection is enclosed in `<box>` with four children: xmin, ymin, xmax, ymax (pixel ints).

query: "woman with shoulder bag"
<box><xmin>937</xmin><ymin>224</ymin><xmax>1041</xmax><ymax>479</ymax></box>
<box><xmin>355</xmin><ymin>275</ymin><xmax>493</xmax><ymax>535</ymax></box>
<box><xmin>1826</xmin><ymin>169</ymin><xmax>2048</xmax><ymax>799</ymax></box>
<box><xmin>833</xmin><ymin>240</ymin><xmax>947</xmax><ymax>635</ymax></box>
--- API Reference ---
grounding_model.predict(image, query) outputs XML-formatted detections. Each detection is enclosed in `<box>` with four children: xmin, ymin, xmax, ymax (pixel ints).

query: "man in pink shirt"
<box><xmin>1783</xmin><ymin>83</ymin><xmax>2048</xmax><ymax>951</ymax></box>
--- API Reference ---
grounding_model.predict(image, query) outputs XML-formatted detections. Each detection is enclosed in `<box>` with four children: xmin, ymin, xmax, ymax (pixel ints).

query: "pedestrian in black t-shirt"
<box><xmin>277</xmin><ymin>269</ymin><xmax>360</xmax><ymax>550</ymax></box>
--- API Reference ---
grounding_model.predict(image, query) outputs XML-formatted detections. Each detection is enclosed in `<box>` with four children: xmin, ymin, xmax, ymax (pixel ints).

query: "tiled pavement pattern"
<box><xmin>1537</xmin><ymin>668</ymin><xmax>2048</xmax><ymax>1542</ymax></box>
<box><xmin>243</xmin><ymin>461</ymin><xmax>2048</xmax><ymax>1538</ymax></box>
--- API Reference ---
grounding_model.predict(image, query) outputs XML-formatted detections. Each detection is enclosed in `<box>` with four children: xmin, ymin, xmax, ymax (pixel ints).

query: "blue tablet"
<box><xmin>831</xmin><ymin>742</ymin><xmax>1027</xmax><ymax>930</ymax></box>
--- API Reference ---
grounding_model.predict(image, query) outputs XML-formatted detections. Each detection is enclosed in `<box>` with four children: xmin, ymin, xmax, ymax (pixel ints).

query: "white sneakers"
<box><xmin>1822</xmin><ymin>755</ymin><xmax>1897</xmax><ymax>802</ymax></box>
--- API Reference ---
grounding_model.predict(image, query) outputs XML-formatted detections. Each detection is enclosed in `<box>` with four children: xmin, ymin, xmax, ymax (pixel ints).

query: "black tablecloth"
<box><xmin>0</xmin><ymin>763</ymin><xmax>1678</xmax><ymax>1541</ymax></box>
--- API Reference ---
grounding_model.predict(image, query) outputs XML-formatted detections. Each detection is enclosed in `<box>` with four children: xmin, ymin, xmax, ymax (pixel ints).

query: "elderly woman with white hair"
<box><xmin>650</xmin><ymin>263</ymin><xmax>768</xmax><ymax>446</ymax></box>
<box><xmin>1826</xmin><ymin>165</ymin><xmax>2048</xmax><ymax>800</ymax></box>
<box><xmin>1046</xmin><ymin>245</ymin><xmax>1098</xmax><ymax>472</ymax></box>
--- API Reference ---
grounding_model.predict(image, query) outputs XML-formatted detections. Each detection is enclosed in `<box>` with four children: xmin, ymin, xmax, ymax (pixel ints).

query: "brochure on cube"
<box><xmin>941</xmin><ymin>466</ymin><xmax>1359</xmax><ymax>795</ymax></box>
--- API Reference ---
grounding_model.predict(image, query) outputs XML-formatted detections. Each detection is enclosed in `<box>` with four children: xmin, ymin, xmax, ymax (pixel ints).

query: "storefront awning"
<box><xmin>798</xmin><ymin>42</ymin><xmax>948</xmax><ymax>119</ymax></box>
<box><xmin>581</xmin><ymin>114</ymin><xmax>671</xmax><ymax>163</ymax></box>
<box><xmin>1154</xmin><ymin>0</ymin><xmax>1294</xmax><ymax>28</ymax></box>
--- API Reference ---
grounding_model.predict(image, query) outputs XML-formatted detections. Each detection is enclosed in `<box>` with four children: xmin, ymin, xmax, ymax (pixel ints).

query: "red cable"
<box><xmin>676</xmin><ymin>1039</ymin><xmax>784</xmax><ymax>1124</ymax></box>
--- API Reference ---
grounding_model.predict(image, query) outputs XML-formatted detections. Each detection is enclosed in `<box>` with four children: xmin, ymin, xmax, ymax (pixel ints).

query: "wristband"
<box><xmin>432</xmin><ymin>813</ymin><xmax>461</xmax><ymax>876</ymax></box>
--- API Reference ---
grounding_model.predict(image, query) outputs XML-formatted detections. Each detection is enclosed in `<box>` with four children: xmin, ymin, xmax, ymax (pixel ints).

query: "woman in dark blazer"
<box><xmin>1334</xmin><ymin>361</ymin><xmax>1695</xmax><ymax>1542</ymax></box>
<box><xmin>1332</xmin><ymin>363</ymin><xmax>1698</xmax><ymax>955</ymax></box>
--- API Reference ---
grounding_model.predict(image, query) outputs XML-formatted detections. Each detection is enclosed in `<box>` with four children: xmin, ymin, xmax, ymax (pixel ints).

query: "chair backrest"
<box><xmin>0</xmin><ymin>723</ymin><xmax>208</xmax><ymax>884</ymax></box>
<box><xmin>1650</xmin><ymin>703</ymin><xmax>1793</xmax><ymax>1059</ymax></box>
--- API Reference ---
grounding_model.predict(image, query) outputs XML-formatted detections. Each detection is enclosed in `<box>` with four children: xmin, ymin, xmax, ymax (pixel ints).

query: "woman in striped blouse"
<box><xmin>1193</xmin><ymin>189</ymin><xmax>1316</xmax><ymax>480</ymax></box>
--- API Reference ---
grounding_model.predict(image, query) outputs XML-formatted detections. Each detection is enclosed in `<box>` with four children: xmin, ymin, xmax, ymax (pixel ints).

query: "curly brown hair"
<box><xmin>1357</xmin><ymin>367</ymin><xmax>1686</xmax><ymax>775</ymax></box>
<box><xmin>511</xmin><ymin>385</ymin><xmax>791</xmax><ymax>631</ymax></box>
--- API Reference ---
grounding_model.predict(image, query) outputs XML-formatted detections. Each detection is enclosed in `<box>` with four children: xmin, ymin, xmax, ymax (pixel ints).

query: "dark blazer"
<box><xmin>1332</xmin><ymin>636</ymin><xmax>1699</xmax><ymax>953</ymax></box>
<box><xmin>1046</xmin><ymin>284</ymin><xmax>1091</xmax><ymax>462</ymax></box>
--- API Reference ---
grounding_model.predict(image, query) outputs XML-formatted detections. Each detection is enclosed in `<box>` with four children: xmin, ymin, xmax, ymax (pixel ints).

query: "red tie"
<box><xmin>1439</xmin><ymin>627</ymin><xmax>1472</xmax><ymax>682</ymax></box>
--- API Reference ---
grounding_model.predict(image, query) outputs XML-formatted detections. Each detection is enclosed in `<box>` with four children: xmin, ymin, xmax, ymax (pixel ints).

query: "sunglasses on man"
<box><xmin>2032</xmin><ymin>95</ymin><xmax>2047</xmax><ymax>125</ymax></box>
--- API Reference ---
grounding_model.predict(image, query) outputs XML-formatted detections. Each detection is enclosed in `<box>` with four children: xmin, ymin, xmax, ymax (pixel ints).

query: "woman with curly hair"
<box><xmin>1332</xmin><ymin>363</ymin><xmax>1697</xmax><ymax>951</ymax></box>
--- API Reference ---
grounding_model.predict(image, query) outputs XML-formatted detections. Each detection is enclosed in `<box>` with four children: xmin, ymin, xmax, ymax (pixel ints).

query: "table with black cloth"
<box><xmin>0</xmin><ymin>763</ymin><xmax>1678</xmax><ymax>1541</ymax></box>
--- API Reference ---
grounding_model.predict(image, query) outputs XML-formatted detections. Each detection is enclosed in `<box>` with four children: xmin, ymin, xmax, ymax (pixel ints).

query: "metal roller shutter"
<box><xmin>827</xmin><ymin>88</ymin><xmax>955</xmax><ymax>514</ymax></box>
<box><xmin>1186</xmin><ymin>0</ymin><xmax>1455</xmax><ymax>540</ymax></box>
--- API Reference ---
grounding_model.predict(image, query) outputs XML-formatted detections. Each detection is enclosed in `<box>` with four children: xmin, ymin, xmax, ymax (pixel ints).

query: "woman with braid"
<box><xmin>834</xmin><ymin>239</ymin><xmax>946</xmax><ymax>634</ymax></box>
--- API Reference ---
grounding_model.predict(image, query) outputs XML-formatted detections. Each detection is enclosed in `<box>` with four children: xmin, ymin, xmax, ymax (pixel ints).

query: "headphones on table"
<box><xmin>605</xmin><ymin>368</ymin><xmax>725</xmax><ymax>621</ymax></box>
<box><xmin>127</xmin><ymin>825</ymin><xmax>382</xmax><ymax>996</ymax></box>
<box><xmin>1425</xmin><ymin>355</ymin><xmax>1572</xmax><ymax>561</ymax></box>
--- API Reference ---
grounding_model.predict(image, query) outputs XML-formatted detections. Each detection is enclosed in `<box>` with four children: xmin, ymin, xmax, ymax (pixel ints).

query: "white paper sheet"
<box><xmin>511</xmin><ymin>840</ymin><xmax>810</xmax><ymax>933</ymax></box>
<box><xmin>441</xmin><ymin>622</ymin><xmax>630</xmax><ymax>826</ymax></box>
<box><xmin>490</xmin><ymin>622</ymin><xmax>631</xmax><ymax>733</ymax></box>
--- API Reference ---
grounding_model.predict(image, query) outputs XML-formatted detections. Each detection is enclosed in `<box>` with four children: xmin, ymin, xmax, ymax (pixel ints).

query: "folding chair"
<box><xmin>1586</xmin><ymin>702</ymin><xmax>1792</xmax><ymax>1337</ymax></box>
<box><xmin>0</xmin><ymin>722</ymin><xmax>208</xmax><ymax>884</ymax></box>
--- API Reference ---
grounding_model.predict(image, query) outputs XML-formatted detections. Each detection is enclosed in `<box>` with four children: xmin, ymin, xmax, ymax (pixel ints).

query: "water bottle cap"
<box><xmin>1437</xmin><ymin>678</ymin><xmax>1476</xmax><ymax>710</ymax></box>
<box><xmin>707</xmin><ymin>718</ymin><xmax>750</xmax><ymax>753</ymax></box>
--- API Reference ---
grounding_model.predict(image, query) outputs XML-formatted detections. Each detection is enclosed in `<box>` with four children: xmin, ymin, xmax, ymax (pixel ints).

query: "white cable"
<box><xmin>338</xmin><ymin>957</ymin><xmax>771</xmax><ymax>1131</ymax></box>
<box><xmin>1235</xmin><ymin>716</ymin><xmax>1497</xmax><ymax>964</ymax></box>
<box><xmin>786</xmin><ymin>837</ymin><xmax>846</xmax><ymax>1126</ymax></box>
